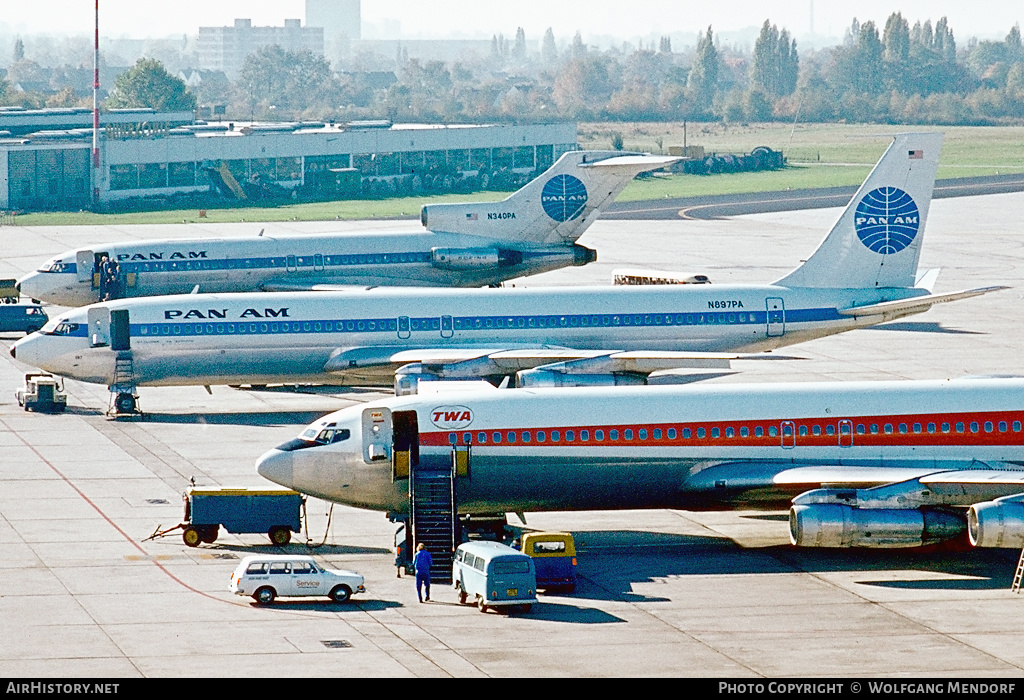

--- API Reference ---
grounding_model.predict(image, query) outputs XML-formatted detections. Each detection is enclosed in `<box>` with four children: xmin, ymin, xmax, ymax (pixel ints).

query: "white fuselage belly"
<box><xmin>259</xmin><ymin>380</ymin><xmax>1024</xmax><ymax>513</ymax></box>
<box><xmin>17</xmin><ymin>284</ymin><xmax>919</xmax><ymax>387</ymax></box>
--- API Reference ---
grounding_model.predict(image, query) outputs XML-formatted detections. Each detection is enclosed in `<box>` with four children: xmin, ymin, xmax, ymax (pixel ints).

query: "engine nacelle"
<box><xmin>789</xmin><ymin>504</ymin><xmax>965</xmax><ymax>548</ymax></box>
<box><xmin>515</xmin><ymin>370</ymin><xmax>647</xmax><ymax>389</ymax></box>
<box><xmin>394</xmin><ymin>368</ymin><xmax>441</xmax><ymax>396</ymax></box>
<box><xmin>430</xmin><ymin>247</ymin><xmax>503</xmax><ymax>270</ymax></box>
<box><xmin>967</xmin><ymin>500</ymin><xmax>1024</xmax><ymax>548</ymax></box>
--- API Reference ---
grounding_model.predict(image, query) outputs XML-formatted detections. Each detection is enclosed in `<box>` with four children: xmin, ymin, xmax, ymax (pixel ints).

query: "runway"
<box><xmin>2</xmin><ymin>190</ymin><xmax>1024</xmax><ymax>677</ymax></box>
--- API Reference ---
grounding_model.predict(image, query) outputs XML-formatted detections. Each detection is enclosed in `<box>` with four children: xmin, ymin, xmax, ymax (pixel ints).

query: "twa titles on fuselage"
<box><xmin>17</xmin><ymin>151</ymin><xmax>676</xmax><ymax>306</ymax></box>
<box><xmin>8</xmin><ymin>133</ymin><xmax>1003</xmax><ymax>398</ymax></box>
<box><xmin>256</xmin><ymin>378</ymin><xmax>1024</xmax><ymax>551</ymax></box>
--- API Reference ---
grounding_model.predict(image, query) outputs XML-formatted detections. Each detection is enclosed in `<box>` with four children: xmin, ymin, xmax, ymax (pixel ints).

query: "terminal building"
<box><xmin>0</xmin><ymin>107</ymin><xmax>577</xmax><ymax>211</ymax></box>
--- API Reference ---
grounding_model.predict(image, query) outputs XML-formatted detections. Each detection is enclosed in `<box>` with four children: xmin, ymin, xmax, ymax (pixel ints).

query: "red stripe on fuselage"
<box><xmin>418</xmin><ymin>411</ymin><xmax>1024</xmax><ymax>448</ymax></box>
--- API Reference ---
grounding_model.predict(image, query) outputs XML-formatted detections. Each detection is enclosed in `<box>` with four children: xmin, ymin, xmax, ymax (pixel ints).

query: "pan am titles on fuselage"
<box><xmin>17</xmin><ymin>152</ymin><xmax>676</xmax><ymax>306</ymax></box>
<box><xmin>9</xmin><ymin>133</ymin><xmax>1004</xmax><ymax>403</ymax></box>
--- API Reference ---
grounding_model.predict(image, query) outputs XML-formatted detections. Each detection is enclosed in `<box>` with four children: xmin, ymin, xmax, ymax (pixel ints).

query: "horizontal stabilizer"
<box><xmin>838</xmin><ymin>285</ymin><xmax>1007</xmax><ymax>318</ymax></box>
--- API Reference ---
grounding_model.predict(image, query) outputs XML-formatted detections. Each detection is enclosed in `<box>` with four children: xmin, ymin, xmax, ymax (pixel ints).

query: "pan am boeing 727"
<box><xmin>18</xmin><ymin>151</ymin><xmax>676</xmax><ymax>306</ymax></box>
<box><xmin>10</xmin><ymin>133</ymin><xmax>1002</xmax><ymax>412</ymax></box>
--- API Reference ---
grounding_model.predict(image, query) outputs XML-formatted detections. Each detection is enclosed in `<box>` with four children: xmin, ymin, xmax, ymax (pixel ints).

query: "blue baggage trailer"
<box><xmin>181</xmin><ymin>487</ymin><xmax>304</xmax><ymax>547</ymax></box>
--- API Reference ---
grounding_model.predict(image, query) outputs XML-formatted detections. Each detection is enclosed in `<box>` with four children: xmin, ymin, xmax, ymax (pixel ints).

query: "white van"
<box><xmin>453</xmin><ymin>541</ymin><xmax>537</xmax><ymax>613</ymax></box>
<box><xmin>230</xmin><ymin>554</ymin><xmax>365</xmax><ymax>605</ymax></box>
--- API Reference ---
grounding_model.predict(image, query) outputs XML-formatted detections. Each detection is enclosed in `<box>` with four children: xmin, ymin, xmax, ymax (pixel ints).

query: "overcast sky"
<box><xmin>0</xmin><ymin>1</ymin><xmax>1020</xmax><ymax>44</ymax></box>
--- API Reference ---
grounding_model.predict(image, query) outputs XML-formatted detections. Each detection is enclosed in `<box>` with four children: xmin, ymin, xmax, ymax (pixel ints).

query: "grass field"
<box><xmin>8</xmin><ymin>123</ymin><xmax>1024</xmax><ymax>227</ymax></box>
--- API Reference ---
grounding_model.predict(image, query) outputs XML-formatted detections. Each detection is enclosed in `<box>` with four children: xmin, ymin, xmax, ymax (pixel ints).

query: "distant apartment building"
<box><xmin>197</xmin><ymin>19</ymin><xmax>324</xmax><ymax>78</ymax></box>
<box><xmin>305</xmin><ymin>0</ymin><xmax>361</xmax><ymax>41</ymax></box>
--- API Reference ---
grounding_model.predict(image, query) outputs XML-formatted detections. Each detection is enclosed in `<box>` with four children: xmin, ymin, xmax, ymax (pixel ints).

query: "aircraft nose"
<box><xmin>256</xmin><ymin>448</ymin><xmax>294</xmax><ymax>489</ymax></box>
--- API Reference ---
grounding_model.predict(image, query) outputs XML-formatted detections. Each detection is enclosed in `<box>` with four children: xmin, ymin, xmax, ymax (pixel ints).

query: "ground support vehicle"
<box><xmin>230</xmin><ymin>554</ymin><xmax>364</xmax><ymax>604</ymax></box>
<box><xmin>453</xmin><ymin>541</ymin><xmax>537</xmax><ymax>613</ymax></box>
<box><xmin>15</xmin><ymin>373</ymin><xmax>66</xmax><ymax>413</ymax></box>
<box><xmin>521</xmin><ymin>532</ymin><xmax>577</xmax><ymax>593</ymax></box>
<box><xmin>0</xmin><ymin>301</ymin><xmax>47</xmax><ymax>334</ymax></box>
<box><xmin>147</xmin><ymin>487</ymin><xmax>303</xmax><ymax>547</ymax></box>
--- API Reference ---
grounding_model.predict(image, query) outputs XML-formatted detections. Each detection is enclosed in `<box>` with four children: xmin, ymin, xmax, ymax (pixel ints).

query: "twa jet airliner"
<box><xmin>18</xmin><ymin>151</ymin><xmax>675</xmax><ymax>305</ymax></box>
<box><xmin>10</xmin><ymin>133</ymin><xmax>1001</xmax><ymax>410</ymax></box>
<box><xmin>256</xmin><ymin>377</ymin><xmax>1024</xmax><ymax>551</ymax></box>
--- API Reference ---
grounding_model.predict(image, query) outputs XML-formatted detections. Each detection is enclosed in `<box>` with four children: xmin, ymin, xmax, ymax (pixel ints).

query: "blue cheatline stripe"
<box><xmin>123</xmin><ymin>307</ymin><xmax>847</xmax><ymax>339</ymax></box>
<box><xmin>115</xmin><ymin>252</ymin><xmax>433</xmax><ymax>274</ymax></box>
<box><xmin>47</xmin><ymin>248</ymin><xmax>570</xmax><ymax>277</ymax></box>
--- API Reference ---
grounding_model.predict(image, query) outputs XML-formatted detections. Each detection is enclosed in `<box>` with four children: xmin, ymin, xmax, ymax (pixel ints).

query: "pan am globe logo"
<box><xmin>541</xmin><ymin>174</ymin><xmax>588</xmax><ymax>222</ymax></box>
<box><xmin>854</xmin><ymin>187</ymin><xmax>920</xmax><ymax>255</ymax></box>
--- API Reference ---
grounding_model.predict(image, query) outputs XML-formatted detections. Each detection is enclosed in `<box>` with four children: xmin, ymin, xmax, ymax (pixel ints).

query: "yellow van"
<box><xmin>521</xmin><ymin>532</ymin><xmax>577</xmax><ymax>593</ymax></box>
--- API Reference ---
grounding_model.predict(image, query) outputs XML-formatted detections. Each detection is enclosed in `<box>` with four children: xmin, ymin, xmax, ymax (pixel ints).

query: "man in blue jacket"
<box><xmin>413</xmin><ymin>543</ymin><xmax>432</xmax><ymax>603</ymax></box>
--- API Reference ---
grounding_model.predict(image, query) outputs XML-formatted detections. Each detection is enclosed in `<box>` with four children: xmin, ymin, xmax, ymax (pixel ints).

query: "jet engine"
<box><xmin>430</xmin><ymin>247</ymin><xmax>504</xmax><ymax>270</ymax></box>
<box><xmin>515</xmin><ymin>369</ymin><xmax>647</xmax><ymax>389</ymax></box>
<box><xmin>967</xmin><ymin>498</ymin><xmax>1024</xmax><ymax>548</ymax></box>
<box><xmin>789</xmin><ymin>504</ymin><xmax>965</xmax><ymax>548</ymax></box>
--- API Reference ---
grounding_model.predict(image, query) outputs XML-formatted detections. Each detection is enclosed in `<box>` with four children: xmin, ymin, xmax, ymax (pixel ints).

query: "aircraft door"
<box><xmin>391</xmin><ymin>410</ymin><xmax>419</xmax><ymax>481</ymax></box>
<box><xmin>398</xmin><ymin>316</ymin><xmax>411</xmax><ymax>339</ymax></box>
<box><xmin>780</xmin><ymin>420</ymin><xmax>795</xmax><ymax>448</ymax></box>
<box><xmin>110</xmin><ymin>309</ymin><xmax>131</xmax><ymax>351</ymax></box>
<box><xmin>87</xmin><ymin>307</ymin><xmax>110</xmax><ymax>347</ymax></box>
<box><xmin>838</xmin><ymin>420</ymin><xmax>853</xmax><ymax>448</ymax></box>
<box><xmin>313</xmin><ymin>254</ymin><xmax>324</xmax><ymax>272</ymax></box>
<box><xmin>766</xmin><ymin>297</ymin><xmax>785</xmax><ymax>337</ymax></box>
<box><xmin>362</xmin><ymin>407</ymin><xmax>392</xmax><ymax>464</ymax></box>
<box><xmin>76</xmin><ymin>250</ymin><xmax>94</xmax><ymax>283</ymax></box>
<box><xmin>440</xmin><ymin>315</ymin><xmax>453</xmax><ymax>338</ymax></box>
<box><xmin>286</xmin><ymin>255</ymin><xmax>297</xmax><ymax>273</ymax></box>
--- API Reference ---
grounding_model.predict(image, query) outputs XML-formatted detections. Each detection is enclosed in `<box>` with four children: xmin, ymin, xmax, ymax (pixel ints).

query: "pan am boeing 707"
<box><xmin>10</xmin><ymin>133</ymin><xmax>1002</xmax><ymax>410</ymax></box>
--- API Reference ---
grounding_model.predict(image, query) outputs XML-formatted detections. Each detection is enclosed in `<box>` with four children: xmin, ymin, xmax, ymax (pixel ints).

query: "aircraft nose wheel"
<box><xmin>113</xmin><ymin>392</ymin><xmax>138</xmax><ymax>415</ymax></box>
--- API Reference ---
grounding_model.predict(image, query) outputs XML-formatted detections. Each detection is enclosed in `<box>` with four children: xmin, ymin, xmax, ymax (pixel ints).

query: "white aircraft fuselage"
<box><xmin>11</xmin><ymin>282</ymin><xmax>930</xmax><ymax>388</ymax></box>
<box><xmin>18</xmin><ymin>230</ymin><xmax>594</xmax><ymax>307</ymax></box>
<box><xmin>255</xmin><ymin>378</ymin><xmax>1024</xmax><ymax>516</ymax></box>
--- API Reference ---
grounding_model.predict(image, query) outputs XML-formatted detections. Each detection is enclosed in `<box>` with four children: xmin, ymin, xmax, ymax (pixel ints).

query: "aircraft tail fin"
<box><xmin>420</xmin><ymin>151</ymin><xmax>678</xmax><ymax>245</ymax></box>
<box><xmin>776</xmin><ymin>133</ymin><xmax>942</xmax><ymax>289</ymax></box>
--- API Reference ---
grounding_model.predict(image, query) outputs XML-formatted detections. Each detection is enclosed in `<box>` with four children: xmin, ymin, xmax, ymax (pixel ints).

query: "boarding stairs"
<box><xmin>409</xmin><ymin>462</ymin><xmax>457</xmax><ymax>584</ymax></box>
<box><xmin>1013</xmin><ymin>549</ymin><xmax>1024</xmax><ymax>593</ymax></box>
<box><xmin>107</xmin><ymin>352</ymin><xmax>140</xmax><ymax>416</ymax></box>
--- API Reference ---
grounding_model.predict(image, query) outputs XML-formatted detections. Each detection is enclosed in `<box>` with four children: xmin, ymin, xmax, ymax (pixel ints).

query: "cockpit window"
<box><xmin>47</xmin><ymin>321</ymin><xmax>81</xmax><ymax>336</ymax></box>
<box><xmin>277</xmin><ymin>422</ymin><xmax>351</xmax><ymax>452</ymax></box>
<box><xmin>40</xmin><ymin>259</ymin><xmax>76</xmax><ymax>274</ymax></box>
<box><xmin>314</xmin><ymin>427</ymin><xmax>351</xmax><ymax>445</ymax></box>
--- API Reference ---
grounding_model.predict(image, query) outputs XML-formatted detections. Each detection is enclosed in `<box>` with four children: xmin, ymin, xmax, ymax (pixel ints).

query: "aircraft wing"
<box><xmin>838</xmin><ymin>286</ymin><xmax>1007</xmax><ymax>319</ymax></box>
<box><xmin>260</xmin><ymin>281</ymin><xmax>380</xmax><ymax>292</ymax></box>
<box><xmin>688</xmin><ymin>462</ymin><xmax>1024</xmax><ymax>505</ymax></box>
<box><xmin>322</xmin><ymin>346</ymin><xmax>797</xmax><ymax>386</ymax></box>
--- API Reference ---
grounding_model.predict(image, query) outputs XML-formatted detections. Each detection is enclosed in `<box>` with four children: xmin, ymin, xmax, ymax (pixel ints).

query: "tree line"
<box><xmin>3</xmin><ymin>14</ymin><xmax>1024</xmax><ymax>126</ymax></box>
